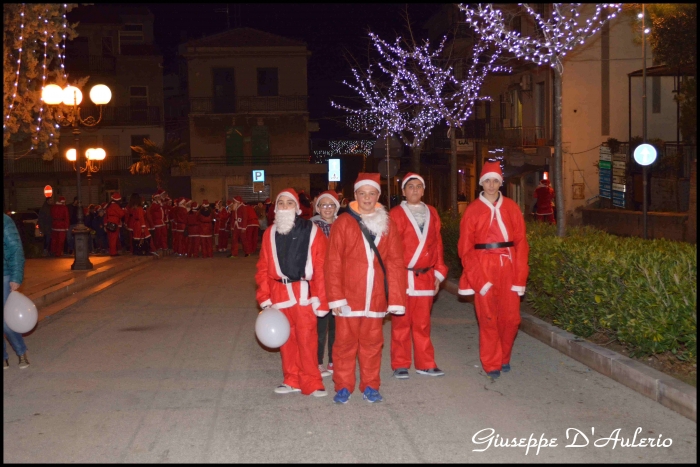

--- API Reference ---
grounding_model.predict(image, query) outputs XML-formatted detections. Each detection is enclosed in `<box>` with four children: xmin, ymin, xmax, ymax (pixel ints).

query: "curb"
<box><xmin>441</xmin><ymin>279</ymin><xmax>697</xmax><ymax>422</ymax></box>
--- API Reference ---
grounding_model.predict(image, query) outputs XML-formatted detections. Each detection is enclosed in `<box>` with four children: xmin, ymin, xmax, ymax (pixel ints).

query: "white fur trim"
<box><xmin>435</xmin><ymin>271</ymin><xmax>445</xmax><ymax>283</ymax></box>
<box><xmin>354</xmin><ymin>180</ymin><xmax>381</xmax><ymax>194</ymax></box>
<box><xmin>511</xmin><ymin>285</ymin><xmax>526</xmax><ymax>296</ymax></box>
<box><xmin>260</xmin><ymin>299</ymin><xmax>272</xmax><ymax>309</ymax></box>
<box><xmin>315</xmin><ymin>195</ymin><xmax>340</xmax><ymax>214</ymax></box>
<box><xmin>387</xmin><ymin>305</ymin><xmax>405</xmax><ymax>315</ymax></box>
<box><xmin>458</xmin><ymin>288</ymin><xmax>475</xmax><ymax>296</ymax></box>
<box><xmin>328</xmin><ymin>299</ymin><xmax>348</xmax><ymax>309</ymax></box>
<box><xmin>479</xmin><ymin>172</ymin><xmax>503</xmax><ymax>186</ymax></box>
<box><xmin>479</xmin><ymin>282</ymin><xmax>493</xmax><ymax>296</ymax></box>
<box><xmin>401</xmin><ymin>174</ymin><xmax>425</xmax><ymax>190</ymax></box>
<box><xmin>361</xmin><ymin>205</ymin><xmax>389</xmax><ymax>236</ymax></box>
<box><xmin>275</xmin><ymin>191</ymin><xmax>302</xmax><ymax>215</ymax></box>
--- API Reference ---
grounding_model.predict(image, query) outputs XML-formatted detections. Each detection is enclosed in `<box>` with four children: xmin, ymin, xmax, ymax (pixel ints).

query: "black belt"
<box><xmin>474</xmin><ymin>242</ymin><xmax>514</xmax><ymax>250</ymax></box>
<box><xmin>407</xmin><ymin>266</ymin><xmax>432</xmax><ymax>276</ymax></box>
<box><xmin>275</xmin><ymin>278</ymin><xmax>306</xmax><ymax>284</ymax></box>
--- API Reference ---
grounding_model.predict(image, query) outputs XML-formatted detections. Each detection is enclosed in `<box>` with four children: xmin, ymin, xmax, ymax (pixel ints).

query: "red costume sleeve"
<box><xmin>430</xmin><ymin>205</ymin><xmax>449</xmax><ymax>282</ymax></box>
<box><xmin>308</xmin><ymin>227</ymin><xmax>329</xmax><ymax>315</ymax></box>
<box><xmin>255</xmin><ymin>229</ymin><xmax>272</xmax><ymax>307</ymax></box>
<box><xmin>385</xmin><ymin>217</ymin><xmax>407</xmax><ymax>313</ymax></box>
<box><xmin>457</xmin><ymin>203</ymin><xmax>489</xmax><ymax>295</ymax></box>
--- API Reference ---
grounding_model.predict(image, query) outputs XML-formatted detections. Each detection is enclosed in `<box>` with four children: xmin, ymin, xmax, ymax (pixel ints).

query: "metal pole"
<box><xmin>71</xmin><ymin>107</ymin><xmax>93</xmax><ymax>270</ymax></box>
<box><xmin>386</xmin><ymin>129</ymin><xmax>391</xmax><ymax>207</ymax></box>
<box><xmin>642</xmin><ymin>4</ymin><xmax>648</xmax><ymax>240</ymax></box>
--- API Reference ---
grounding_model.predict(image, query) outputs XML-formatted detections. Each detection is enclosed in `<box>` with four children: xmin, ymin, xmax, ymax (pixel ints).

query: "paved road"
<box><xmin>3</xmin><ymin>256</ymin><xmax>696</xmax><ymax>463</ymax></box>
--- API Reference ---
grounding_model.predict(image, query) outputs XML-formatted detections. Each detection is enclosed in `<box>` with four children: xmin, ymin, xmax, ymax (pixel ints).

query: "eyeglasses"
<box><xmin>319</xmin><ymin>204</ymin><xmax>335</xmax><ymax>209</ymax></box>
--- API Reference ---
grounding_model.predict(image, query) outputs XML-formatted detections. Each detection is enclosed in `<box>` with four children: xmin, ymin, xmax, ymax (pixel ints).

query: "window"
<box><xmin>257</xmin><ymin>68</ymin><xmax>278</xmax><ymax>97</ymax></box>
<box><xmin>652</xmin><ymin>76</ymin><xmax>661</xmax><ymax>113</ymax></box>
<box><xmin>102</xmin><ymin>37</ymin><xmax>114</xmax><ymax>57</ymax></box>
<box><xmin>131</xmin><ymin>134</ymin><xmax>149</xmax><ymax>162</ymax></box>
<box><xmin>130</xmin><ymin>86</ymin><xmax>148</xmax><ymax>122</ymax></box>
<box><xmin>213</xmin><ymin>68</ymin><xmax>236</xmax><ymax>112</ymax></box>
<box><xmin>119</xmin><ymin>24</ymin><xmax>144</xmax><ymax>53</ymax></box>
<box><xmin>102</xmin><ymin>135</ymin><xmax>120</xmax><ymax>168</ymax></box>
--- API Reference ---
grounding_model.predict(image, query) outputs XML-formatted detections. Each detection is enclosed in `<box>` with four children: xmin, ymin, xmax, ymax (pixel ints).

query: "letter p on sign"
<box><xmin>44</xmin><ymin>185</ymin><xmax>53</xmax><ymax>198</ymax></box>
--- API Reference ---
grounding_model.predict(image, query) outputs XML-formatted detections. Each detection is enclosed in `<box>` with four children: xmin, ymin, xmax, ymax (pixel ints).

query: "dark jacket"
<box><xmin>38</xmin><ymin>200</ymin><xmax>52</xmax><ymax>235</ymax></box>
<box><xmin>3</xmin><ymin>214</ymin><xmax>25</xmax><ymax>284</ymax></box>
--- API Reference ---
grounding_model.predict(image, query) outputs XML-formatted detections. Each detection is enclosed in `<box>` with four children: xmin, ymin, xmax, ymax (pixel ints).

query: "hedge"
<box><xmin>440</xmin><ymin>212</ymin><xmax>697</xmax><ymax>363</ymax></box>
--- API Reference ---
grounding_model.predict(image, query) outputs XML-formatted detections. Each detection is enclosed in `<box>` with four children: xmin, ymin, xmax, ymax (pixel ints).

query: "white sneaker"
<box><xmin>318</xmin><ymin>364</ymin><xmax>331</xmax><ymax>378</ymax></box>
<box><xmin>274</xmin><ymin>384</ymin><xmax>301</xmax><ymax>394</ymax></box>
<box><xmin>311</xmin><ymin>389</ymin><xmax>328</xmax><ymax>397</ymax></box>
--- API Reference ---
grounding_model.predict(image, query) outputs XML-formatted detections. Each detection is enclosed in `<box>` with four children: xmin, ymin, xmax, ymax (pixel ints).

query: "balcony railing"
<box><xmin>4</xmin><ymin>155</ymin><xmax>135</xmax><ymax>175</ymax></box>
<box><xmin>190</xmin><ymin>96</ymin><xmax>308</xmax><ymax>114</ymax></box>
<box><xmin>192</xmin><ymin>154</ymin><xmax>312</xmax><ymax>166</ymax></box>
<box><xmin>64</xmin><ymin>55</ymin><xmax>117</xmax><ymax>74</ymax></box>
<box><xmin>462</xmin><ymin>118</ymin><xmax>545</xmax><ymax>148</ymax></box>
<box><xmin>79</xmin><ymin>105</ymin><xmax>162</xmax><ymax>126</ymax></box>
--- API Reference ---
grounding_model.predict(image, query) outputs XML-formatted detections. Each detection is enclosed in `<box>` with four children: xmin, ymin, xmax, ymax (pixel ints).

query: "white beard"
<box><xmin>361</xmin><ymin>205</ymin><xmax>389</xmax><ymax>236</ymax></box>
<box><xmin>275</xmin><ymin>209</ymin><xmax>296</xmax><ymax>235</ymax></box>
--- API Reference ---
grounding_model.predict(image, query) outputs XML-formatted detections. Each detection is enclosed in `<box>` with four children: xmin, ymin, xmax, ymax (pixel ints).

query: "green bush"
<box><xmin>526</xmin><ymin>222</ymin><xmax>696</xmax><ymax>363</ymax></box>
<box><xmin>440</xmin><ymin>215</ymin><xmax>696</xmax><ymax>363</ymax></box>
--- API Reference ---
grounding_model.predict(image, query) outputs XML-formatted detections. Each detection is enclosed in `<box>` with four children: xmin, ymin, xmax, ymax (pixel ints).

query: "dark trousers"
<box><xmin>317</xmin><ymin>312</ymin><xmax>336</xmax><ymax>365</ymax></box>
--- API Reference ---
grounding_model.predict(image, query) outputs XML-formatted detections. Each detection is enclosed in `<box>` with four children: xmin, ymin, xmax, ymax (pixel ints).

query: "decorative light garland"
<box><xmin>459</xmin><ymin>3</ymin><xmax>623</xmax><ymax>75</ymax></box>
<box><xmin>4</xmin><ymin>4</ymin><xmax>26</xmax><ymax>130</ymax></box>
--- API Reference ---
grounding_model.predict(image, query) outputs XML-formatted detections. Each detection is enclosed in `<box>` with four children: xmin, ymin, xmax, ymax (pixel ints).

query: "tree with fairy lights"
<box><xmin>3</xmin><ymin>3</ymin><xmax>80</xmax><ymax>160</ymax></box>
<box><xmin>460</xmin><ymin>3</ymin><xmax>622</xmax><ymax>236</ymax></box>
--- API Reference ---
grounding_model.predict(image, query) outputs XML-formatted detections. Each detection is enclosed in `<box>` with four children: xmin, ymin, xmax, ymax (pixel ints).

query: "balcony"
<box><xmin>79</xmin><ymin>105</ymin><xmax>162</xmax><ymax>126</ymax></box>
<box><xmin>4</xmin><ymin>155</ymin><xmax>135</xmax><ymax>175</ymax></box>
<box><xmin>462</xmin><ymin>118</ymin><xmax>546</xmax><ymax>148</ymax></box>
<box><xmin>190</xmin><ymin>96</ymin><xmax>308</xmax><ymax>114</ymax></box>
<box><xmin>64</xmin><ymin>55</ymin><xmax>117</xmax><ymax>75</ymax></box>
<box><xmin>192</xmin><ymin>154</ymin><xmax>312</xmax><ymax>166</ymax></box>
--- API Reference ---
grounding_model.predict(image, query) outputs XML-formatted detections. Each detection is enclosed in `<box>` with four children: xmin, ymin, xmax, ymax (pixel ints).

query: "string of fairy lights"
<box><xmin>459</xmin><ymin>3</ymin><xmax>623</xmax><ymax>75</ymax></box>
<box><xmin>312</xmin><ymin>139</ymin><xmax>376</xmax><ymax>163</ymax></box>
<box><xmin>4</xmin><ymin>5</ymin><xmax>26</xmax><ymax>131</ymax></box>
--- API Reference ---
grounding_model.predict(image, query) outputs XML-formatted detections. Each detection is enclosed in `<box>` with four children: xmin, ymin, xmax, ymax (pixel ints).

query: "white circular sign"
<box><xmin>633</xmin><ymin>143</ymin><xmax>657</xmax><ymax>166</ymax></box>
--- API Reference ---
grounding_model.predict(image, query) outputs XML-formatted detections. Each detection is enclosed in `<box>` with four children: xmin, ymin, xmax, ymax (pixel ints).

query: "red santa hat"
<box><xmin>190</xmin><ymin>201</ymin><xmax>198</xmax><ymax>210</ymax></box>
<box><xmin>479</xmin><ymin>161</ymin><xmax>503</xmax><ymax>186</ymax></box>
<box><xmin>264</xmin><ymin>198</ymin><xmax>271</xmax><ymax>204</ymax></box>
<box><xmin>354</xmin><ymin>172</ymin><xmax>381</xmax><ymax>194</ymax></box>
<box><xmin>57</xmin><ymin>196</ymin><xmax>66</xmax><ymax>204</ymax></box>
<box><xmin>99</xmin><ymin>203</ymin><xmax>107</xmax><ymax>210</ymax></box>
<box><xmin>111</xmin><ymin>192</ymin><xmax>122</xmax><ymax>201</ymax></box>
<box><xmin>275</xmin><ymin>188</ymin><xmax>302</xmax><ymax>215</ymax></box>
<box><xmin>315</xmin><ymin>190</ymin><xmax>340</xmax><ymax>214</ymax></box>
<box><xmin>233</xmin><ymin>196</ymin><xmax>244</xmax><ymax>204</ymax></box>
<box><xmin>177</xmin><ymin>198</ymin><xmax>186</xmax><ymax>207</ymax></box>
<box><xmin>401</xmin><ymin>172</ymin><xmax>425</xmax><ymax>191</ymax></box>
<box><xmin>540</xmin><ymin>178</ymin><xmax>550</xmax><ymax>186</ymax></box>
<box><xmin>201</xmin><ymin>199</ymin><xmax>209</xmax><ymax>207</ymax></box>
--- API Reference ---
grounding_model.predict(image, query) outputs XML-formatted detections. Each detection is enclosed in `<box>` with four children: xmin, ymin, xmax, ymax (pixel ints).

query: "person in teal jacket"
<box><xmin>4</xmin><ymin>214</ymin><xmax>29</xmax><ymax>370</ymax></box>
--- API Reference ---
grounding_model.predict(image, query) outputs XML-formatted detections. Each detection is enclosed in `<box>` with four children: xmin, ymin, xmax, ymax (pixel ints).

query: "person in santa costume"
<box><xmin>310</xmin><ymin>190</ymin><xmax>341</xmax><ymax>378</ymax></box>
<box><xmin>325</xmin><ymin>173</ymin><xmax>406</xmax><ymax>404</ymax></box>
<box><xmin>198</xmin><ymin>200</ymin><xmax>214</xmax><ymax>258</ymax></box>
<box><xmin>229</xmin><ymin>196</ymin><xmax>248</xmax><ymax>258</ymax></box>
<box><xmin>172</xmin><ymin>198</ymin><xmax>188</xmax><ymax>256</ymax></box>
<box><xmin>533</xmin><ymin>178</ymin><xmax>555</xmax><ymax>224</ymax></box>
<box><xmin>389</xmin><ymin>172</ymin><xmax>448</xmax><ymax>379</ymax></box>
<box><xmin>245</xmin><ymin>202</ymin><xmax>260</xmax><ymax>254</ymax></box>
<box><xmin>255</xmin><ymin>188</ymin><xmax>329</xmax><ymax>397</ymax></box>
<box><xmin>50</xmin><ymin>196</ymin><xmax>70</xmax><ymax>257</ymax></box>
<box><xmin>127</xmin><ymin>193</ymin><xmax>151</xmax><ymax>256</ymax></box>
<box><xmin>216</xmin><ymin>200</ymin><xmax>230</xmax><ymax>252</ymax></box>
<box><xmin>148</xmin><ymin>190</ymin><xmax>168</xmax><ymax>252</ymax></box>
<box><xmin>457</xmin><ymin>161</ymin><xmax>529</xmax><ymax>380</ymax></box>
<box><xmin>104</xmin><ymin>193</ymin><xmax>125</xmax><ymax>256</ymax></box>
<box><xmin>186</xmin><ymin>201</ymin><xmax>201</xmax><ymax>258</ymax></box>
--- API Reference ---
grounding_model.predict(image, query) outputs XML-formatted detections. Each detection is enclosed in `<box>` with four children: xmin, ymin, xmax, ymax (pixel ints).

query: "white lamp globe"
<box><xmin>66</xmin><ymin>148</ymin><xmax>77</xmax><ymax>162</ymax></box>
<box><xmin>89</xmin><ymin>85</ymin><xmax>112</xmax><ymax>105</ymax></box>
<box><xmin>42</xmin><ymin>84</ymin><xmax>64</xmax><ymax>105</ymax></box>
<box><xmin>91</xmin><ymin>148</ymin><xmax>106</xmax><ymax>161</ymax></box>
<box><xmin>62</xmin><ymin>86</ymin><xmax>83</xmax><ymax>106</ymax></box>
<box><xmin>85</xmin><ymin>148</ymin><xmax>95</xmax><ymax>160</ymax></box>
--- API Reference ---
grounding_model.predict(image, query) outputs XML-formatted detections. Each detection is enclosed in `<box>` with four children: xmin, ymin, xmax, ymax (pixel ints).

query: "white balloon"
<box><xmin>4</xmin><ymin>291</ymin><xmax>38</xmax><ymax>334</ymax></box>
<box><xmin>255</xmin><ymin>307</ymin><xmax>290</xmax><ymax>348</ymax></box>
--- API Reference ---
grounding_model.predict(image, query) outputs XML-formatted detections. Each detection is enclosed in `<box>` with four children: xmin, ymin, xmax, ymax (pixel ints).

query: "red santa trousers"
<box><xmin>473</xmin><ymin>254</ymin><xmax>521</xmax><ymax>373</ymax></box>
<box><xmin>200</xmin><ymin>236</ymin><xmax>213</xmax><ymax>258</ymax></box>
<box><xmin>172</xmin><ymin>231</ymin><xmax>182</xmax><ymax>254</ymax></box>
<box><xmin>278</xmin><ymin>302</ymin><xmax>324</xmax><ymax>395</ymax></box>
<box><xmin>217</xmin><ymin>230</ymin><xmax>228</xmax><ymax>250</ymax></box>
<box><xmin>390</xmin><ymin>295</ymin><xmax>437</xmax><ymax>370</ymax></box>
<box><xmin>188</xmin><ymin>236</ymin><xmax>201</xmax><ymax>258</ymax></box>
<box><xmin>231</xmin><ymin>228</ymin><xmax>245</xmax><ymax>256</ymax></box>
<box><xmin>332</xmin><ymin>316</ymin><xmax>383</xmax><ymax>394</ymax></box>
<box><xmin>154</xmin><ymin>226</ymin><xmax>168</xmax><ymax>250</ymax></box>
<box><xmin>246</xmin><ymin>226</ymin><xmax>259</xmax><ymax>254</ymax></box>
<box><xmin>107</xmin><ymin>230</ymin><xmax>120</xmax><ymax>256</ymax></box>
<box><xmin>51</xmin><ymin>231</ymin><xmax>66</xmax><ymax>257</ymax></box>
<box><xmin>126</xmin><ymin>230</ymin><xmax>133</xmax><ymax>252</ymax></box>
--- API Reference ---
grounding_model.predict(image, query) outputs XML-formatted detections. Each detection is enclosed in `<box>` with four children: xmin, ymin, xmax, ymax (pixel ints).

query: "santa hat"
<box><xmin>57</xmin><ymin>196</ymin><xmax>66</xmax><ymax>204</ymax></box>
<box><xmin>354</xmin><ymin>173</ymin><xmax>381</xmax><ymax>194</ymax></box>
<box><xmin>540</xmin><ymin>178</ymin><xmax>550</xmax><ymax>186</ymax></box>
<box><xmin>201</xmin><ymin>199</ymin><xmax>210</xmax><ymax>207</ymax></box>
<box><xmin>315</xmin><ymin>190</ymin><xmax>340</xmax><ymax>214</ymax></box>
<box><xmin>233</xmin><ymin>196</ymin><xmax>244</xmax><ymax>204</ymax></box>
<box><xmin>190</xmin><ymin>201</ymin><xmax>198</xmax><ymax>210</ymax></box>
<box><xmin>153</xmin><ymin>189</ymin><xmax>164</xmax><ymax>199</ymax></box>
<box><xmin>184</xmin><ymin>198</ymin><xmax>192</xmax><ymax>207</ymax></box>
<box><xmin>275</xmin><ymin>188</ymin><xmax>301</xmax><ymax>215</ymax></box>
<box><xmin>177</xmin><ymin>198</ymin><xmax>186</xmax><ymax>207</ymax></box>
<box><xmin>99</xmin><ymin>203</ymin><xmax>107</xmax><ymax>210</ymax></box>
<box><xmin>111</xmin><ymin>192</ymin><xmax>122</xmax><ymax>201</ymax></box>
<box><xmin>479</xmin><ymin>161</ymin><xmax>503</xmax><ymax>186</ymax></box>
<box><xmin>401</xmin><ymin>172</ymin><xmax>425</xmax><ymax>191</ymax></box>
<box><xmin>264</xmin><ymin>198</ymin><xmax>271</xmax><ymax>204</ymax></box>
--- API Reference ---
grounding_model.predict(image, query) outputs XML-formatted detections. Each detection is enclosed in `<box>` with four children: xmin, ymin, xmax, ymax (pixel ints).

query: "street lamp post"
<box><xmin>42</xmin><ymin>83</ymin><xmax>112</xmax><ymax>270</ymax></box>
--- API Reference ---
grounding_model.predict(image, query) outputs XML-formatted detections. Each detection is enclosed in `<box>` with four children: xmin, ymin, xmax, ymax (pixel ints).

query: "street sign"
<box><xmin>612</xmin><ymin>190</ymin><xmax>626</xmax><ymax>208</ymax></box>
<box><xmin>612</xmin><ymin>153</ymin><xmax>627</xmax><ymax>162</ymax></box>
<box><xmin>599</xmin><ymin>152</ymin><xmax>612</xmax><ymax>162</ymax></box>
<box><xmin>612</xmin><ymin>183</ymin><xmax>626</xmax><ymax>192</ymax></box>
<box><xmin>253</xmin><ymin>170</ymin><xmax>265</xmax><ymax>183</ymax></box>
<box><xmin>613</xmin><ymin>161</ymin><xmax>626</xmax><ymax>169</ymax></box>
<box><xmin>599</xmin><ymin>160</ymin><xmax>612</xmax><ymax>169</ymax></box>
<box><xmin>253</xmin><ymin>182</ymin><xmax>265</xmax><ymax>193</ymax></box>
<box><xmin>328</xmin><ymin>158</ymin><xmax>340</xmax><ymax>182</ymax></box>
<box><xmin>456</xmin><ymin>139</ymin><xmax>473</xmax><ymax>153</ymax></box>
<box><xmin>633</xmin><ymin>143</ymin><xmax>657</xmax><ymax>166</ymax></box>
<box><xmin>44</xmin><ymin>185</ymin><xmax>53</xmax><ymax>198</ymax></box>
<box><xmin>612</xmin><ymin>168</ymin><xmax>626</xmax><ymax>177</ymax></box>
<box><xmin>612</xmin><ymin>175</ymin><xmax>625</xmax><ymax>185</ymax></box>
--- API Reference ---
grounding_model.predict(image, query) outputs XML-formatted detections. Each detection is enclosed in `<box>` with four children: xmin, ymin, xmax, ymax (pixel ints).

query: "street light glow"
<box><xmin>41</xmin><ymin>84</ymin><xmax>63</xmax><ymax>105</ymax></box>
<box><xmin>89</xmin><ymin>85</ymin><xmax>112</xmax><ymax>105</ymax></box>
<box><xmin>62</xmin><ymin>85</ymin><xmax>82</xmax><ymax>106</ymax></box>
<box><xmin>66</xmin><ymin>148</ymin><xmax>76</xmax><ymax>161</ymax></box>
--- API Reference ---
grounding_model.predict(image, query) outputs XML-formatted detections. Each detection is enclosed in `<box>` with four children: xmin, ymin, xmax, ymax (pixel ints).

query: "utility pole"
<box><xmin>642</xmin><ymin>4</ymin><xmax>648</xmax><ymax>239</ymax></box>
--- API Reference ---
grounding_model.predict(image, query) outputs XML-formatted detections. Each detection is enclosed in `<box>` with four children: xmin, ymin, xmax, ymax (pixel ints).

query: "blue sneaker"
<box><xmin>486</xmin><ymin>370</ymin><xmax>501</xmax><ymax>379</ymax></box>
<box><xmin>333</xmin><ymin>388</ymin><xmax>351</xmax><ymax>404</ymax></box>
<box><xmin>362</xmin><ymin>386</ymin><xmax>383</xmax><ymax>403</ymax></box>
<box><xmin>501</xmin><ymin>363</ymin><xmax>511</xmax><ymax>373</ymax></box>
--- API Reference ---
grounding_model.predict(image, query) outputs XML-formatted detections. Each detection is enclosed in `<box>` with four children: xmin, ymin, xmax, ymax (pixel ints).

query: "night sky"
<box><xmin>139</xmin><ymin>3</ymin><xmax>442</xmax><ymax>138</ymax></box>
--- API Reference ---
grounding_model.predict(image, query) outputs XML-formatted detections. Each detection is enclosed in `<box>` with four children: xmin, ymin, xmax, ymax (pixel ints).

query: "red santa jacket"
<box><xmin>325</xmin><ymin>201</ymin><xmax>406</xmax><ymax>318</ymax></box>
<box><xmin>128</xmin><ymin>206</ymin><xmax>149</xmax><ymax>239</ymax></box>
<box><xmin>50</xmin><ymin>204</ymin><xmax>70</xmax><ymax>230</ymax></box>
<box><xmin>457</xmin><ymin>193</ymin><xmax>529</xmax><ymax>296</ymax></box>
<box><xmin>246</xmin><ymin>205</ymin><xmax>259</xmax><ymax>228</ymax></box>
<box><xmin>198</xmin><ymin>209</ymin><xmax>213</xmax><ymax>237</ymax></box>
<box><xmin>216</xmin><ymin>207</ymin><xmax>229</xmax><ymax>233</ymax></box>
<box><xmin>255</xmin><ymin>221</ymin><xmax>329</xmax><ymax>316</ymax></box>
<box><xmin>186</xmin><ymin>210</ymin><xmax>200</xmax><ymax>236</ymax></box>
<box><xmin>148</xmin><ymin>202</ymin><xmax>166</xmax><ymax>228</ymax></box>
<box><xmin>534</xmin><ymin>184</ymin><xmax>555</xmax><ymax>215</ymax></box>
<box><xmin>389</xmin><ymin>201</ymin><xmax>448</xmax><ymax>296</ymax></box>
<box><xmin>173</xmin><ymin>206</ymin><xmax>188</xmax><ymax>232</ymax></box>
<box><xmin>231</xmin><ymin>203</ymin><xmax>248</xmax><ymax>230</ymax></box>
<box><xmin>104</xmin><ymin>201</ymin><xmax>125</xmax><ymax>227</ymax></box>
